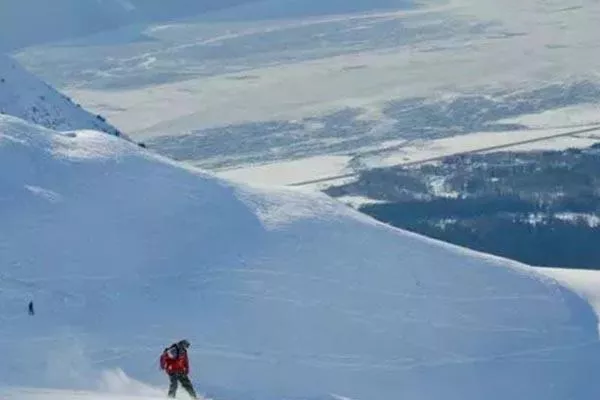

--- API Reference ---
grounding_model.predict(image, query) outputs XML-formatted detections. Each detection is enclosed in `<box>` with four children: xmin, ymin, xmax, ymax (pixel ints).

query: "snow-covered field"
<box><xmin>217</xmin><ymin>154</ymin><xmax>354</xmax><ymax>188</ymax></box>
<box><xmin>215</xmin><ymin>123</ymin><xmax>600</xmax><ymax>188</ymax></box>
<box><xmin>20</xmin><ymin>0</ymin><xmax>600</xmax><ymax>136</ymax></box>
<box><xmin>3</xmin><ymin>114</ymin><xmax>600</xmax><ymax>400</ymax></box>
<box><xmin>368</xmin><ymin>125</ymin><xmax>600</xmax><ymax>168</ymax></box>
<box><xmin>0</xmin><ymin>0</ymin><xmax>270</xmax><ymax>52</ymax></box>
<box><xmin>13</xmin><ymin>0</ymin><xmax>600</xmax><ymax>188</ymax></box>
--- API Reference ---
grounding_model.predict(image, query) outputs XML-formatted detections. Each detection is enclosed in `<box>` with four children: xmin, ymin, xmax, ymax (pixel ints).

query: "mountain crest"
<box><xmin>0</xmin><ymin>54</ymin><xmax>122</xmax><ymax>137</ymax></box>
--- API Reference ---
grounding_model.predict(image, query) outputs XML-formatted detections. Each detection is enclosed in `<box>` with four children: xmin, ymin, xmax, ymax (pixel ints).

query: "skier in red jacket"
<box><xmin>160</xmin><ymin>339</ymin><xmax>198</xmax><ymax>399</ymax></box>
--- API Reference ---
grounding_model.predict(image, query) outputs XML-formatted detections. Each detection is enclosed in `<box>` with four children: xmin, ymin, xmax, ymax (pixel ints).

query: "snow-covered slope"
<box><xmin>1</xmin><ymin>114</ymin><xmax>600</xmax><ymax>400</ymax></box>
<box><xmin>0</xmin><ymin>55</ymin><xmax>121</xmax><ymax>136</ymax></box>
<box><xmin>534</xmin><ymin>267</ymin><xmax>600</xmax><ymax>327</ymax></box>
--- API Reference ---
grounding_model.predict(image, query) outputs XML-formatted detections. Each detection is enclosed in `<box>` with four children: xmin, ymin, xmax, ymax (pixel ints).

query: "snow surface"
<box><xmin>368</xmin><ymin>127</ymin><xmax>600</xmax><ymax>168</ymax></box>
<box><xmin>16</xmin><ymin>0</ymin><xmax>599</xmax><ymax>191</ymax></box>
<box><xmin>499</xmin><ymin>104</ymin><xmax>600</xmax><ymax>130</ymax></box>
<box><xmin>0</xmin><ymin>55</ymin><xmax>122</xmax><ymax>137</ymax></box>
<box><xmin>214</xmin><ymin>125</ymin><xmax>600</xmax><ymax>188</ymax></box>
<box><xmin>33</xmin><ymin>0</ymin><xmax>600</xmax><ymax>139</ymax></box>
<box><xmin>217</xmin><ymin>155</ymin><xmax>353</xmax><ymax>188</ymax></box>
<box><xmin>2</xmin><ymin>114</ymin><xmax>600</xmax><ymax>400</ymax></box>
<box><xmin>534</xmin><ymin>267</ymin><xmax>600</xmax><ymax>335</ymax></box>
<box><xmin>0</xmin><ymin>388</ymin><xmax>164</xmax><ymax>400</ymax></box>
<box><xmin>0</xmin><ymin>0</ymin><xmax>265</xmax><ymax>52</ymax></box>
<box><xmin>1</xmin><ymin>0</ymin><xmax>416</xmax><ymax>52</ymax></box>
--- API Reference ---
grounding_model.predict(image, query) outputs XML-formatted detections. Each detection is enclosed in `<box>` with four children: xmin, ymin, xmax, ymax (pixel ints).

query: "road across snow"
<box><xmin>214</xmin><ymin>124</ymin><xmax>600</xmax><ymax>189</ymax></box>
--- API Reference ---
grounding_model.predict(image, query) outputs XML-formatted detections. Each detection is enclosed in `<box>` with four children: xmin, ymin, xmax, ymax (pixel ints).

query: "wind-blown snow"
<box><xmin>0</xmin><ymin>54</ymin><xmax>121</xmax><ymax>137</ymax></box>
<box><xmin>534</xmin><ymin>267</ymin><xmax>600</xmax><ymax>337</ymax></box>
<box><xmin>1</xmin><ymin>114</ymin><xmax>600</xmax><ymax>400</ymax></box>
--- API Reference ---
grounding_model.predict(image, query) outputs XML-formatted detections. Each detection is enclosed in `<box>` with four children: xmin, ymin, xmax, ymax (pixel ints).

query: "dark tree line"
<box><xmin>328</xmin><ymin>144</ymin><xmax>600</xmax><ymax>269</ymax></box>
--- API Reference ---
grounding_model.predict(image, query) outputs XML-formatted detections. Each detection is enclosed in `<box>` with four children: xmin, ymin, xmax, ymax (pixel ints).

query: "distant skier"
<box><xmin>28</xmin><ymin>301</ymin><xmax>34</xmax><ymax>316</ymax></box>
<box><xmin>160</xmin><ymin>339</ymin><xmax>198</xmax><ymax>399</ymax></box>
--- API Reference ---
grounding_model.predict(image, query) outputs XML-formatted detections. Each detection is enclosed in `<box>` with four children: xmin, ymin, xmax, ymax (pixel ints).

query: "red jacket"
<box><xmin>160</xmin><ymin>344</ymin><xmax>189</xmax><ymax>375</ymax></box>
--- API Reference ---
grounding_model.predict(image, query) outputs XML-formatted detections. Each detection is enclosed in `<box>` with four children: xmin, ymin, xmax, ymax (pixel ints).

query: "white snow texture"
<box><xmin>0</xmin><ymin>0</ymin><xmax>264</xmax><ymax>52</ymax></box>
<box><xmin>1</xmin><ymin>114</ymin><xmax>600</xmax><ymax>400</ymax></box>
<box><xmin>0</xmin><ymin>54</ymin><xmax>121</xmax><ymax>136</ymax></box>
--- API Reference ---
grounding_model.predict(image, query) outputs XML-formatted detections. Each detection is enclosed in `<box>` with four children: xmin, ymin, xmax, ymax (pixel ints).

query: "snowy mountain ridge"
<box><xmin>0</xmin><ymin>54</ymin><xmax>122</xmax><ymax>137</ymax></box>
<box><xmin>1</xmin><ymin>113</ymin><xmax>600</xmax><ymax>400</ymax></box>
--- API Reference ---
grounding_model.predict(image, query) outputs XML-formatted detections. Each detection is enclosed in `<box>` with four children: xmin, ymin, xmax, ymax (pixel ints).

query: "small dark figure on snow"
<box><xmin>160</xmin><ymin>339</ymin><xmax>198</xmax><ymax>399</ymax></box>
<box><xmin>28</xmin><ymin>301</ymin><xmax>34</xmax><ymax>316</ymax></box>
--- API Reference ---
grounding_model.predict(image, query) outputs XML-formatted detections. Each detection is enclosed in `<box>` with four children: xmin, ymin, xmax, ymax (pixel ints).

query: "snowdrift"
<box><xmin>1</xmin><ymin>114</ymin><xmax>600</xmax><ymax>400</ymax></box>
<box><xmin>0</xmin><ymin>55</ymin><xmax>121</xmax><ymax>137</ymax></box>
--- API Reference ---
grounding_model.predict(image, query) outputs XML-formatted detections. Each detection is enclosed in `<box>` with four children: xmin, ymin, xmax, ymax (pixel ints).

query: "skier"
<box><xmin>28</xmin><ymin>301</ymin><xmax>34</xmax><ymax>316</ymax></box>
<box><xmin>160</xmin><ymin>339</ymin><xmax>198</xmax><ymax>399</ymax></box>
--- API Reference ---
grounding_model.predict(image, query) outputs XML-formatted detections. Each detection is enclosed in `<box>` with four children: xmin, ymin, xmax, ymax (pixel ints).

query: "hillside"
<box><xmin>1</xmin><ymin>114</ymin><xmax>600</xmax><ymax>400</ymax></box>
<box><xmin>0</xmin><ymin>55</ymin><xmax>122</xmax><ymax>136</ymax></box>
